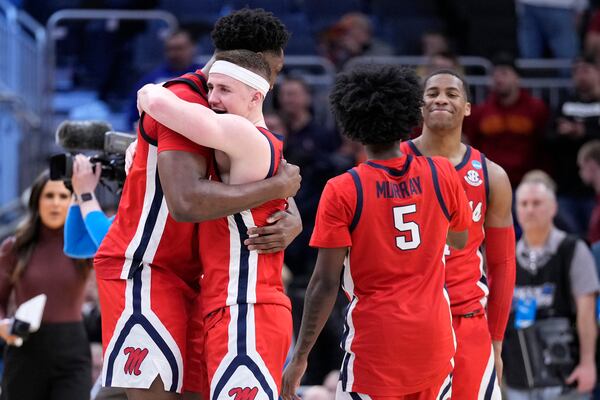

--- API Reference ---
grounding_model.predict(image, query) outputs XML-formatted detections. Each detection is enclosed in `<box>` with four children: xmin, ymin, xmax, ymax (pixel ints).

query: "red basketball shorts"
<box><xmin>335</xmin><ymin>371</ymin><xmax>453</xmax><ymax>400</ymax></box>
<box><xmin>204</xmin><ymin>303</ymin><xmax>292</xmax><ymax>400</ymax></box>
<box><xmin>97</xmin><ymin>264</ymin><xmax>204</xmax><ymax>394</ymax></box>
<box><xmin>452</xmin><ymin>313</ymin><xmax>501</xmax><ymax>400</ymax></box>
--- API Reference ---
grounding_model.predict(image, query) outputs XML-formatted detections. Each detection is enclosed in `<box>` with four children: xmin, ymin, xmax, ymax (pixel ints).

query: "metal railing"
<box><xmin>46</xmin><ymin>9</ymin><xmax>178</xmax><ymax>99</ymax></box>
<box><xmin>0</xmin><ymin>0</ymin><xmax>46</xmax><ymax>126</ymax></box>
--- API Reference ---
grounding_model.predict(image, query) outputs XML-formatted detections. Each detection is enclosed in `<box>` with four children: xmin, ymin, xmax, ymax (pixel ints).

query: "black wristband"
<box><xmin>80</xmin><ymin>192</ymin><xmax>93</xmax><ymax>202</ymax></box>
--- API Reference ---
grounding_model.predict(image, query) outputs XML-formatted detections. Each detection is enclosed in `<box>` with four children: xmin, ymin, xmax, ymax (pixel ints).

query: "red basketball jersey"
<box><xmin>401</xmin><ymin>140</ymin><xmax>490</xmax><ymax>316</ymax></box>
<box><xmin>310</xmin><ymin>155</ymin><xmax>471</xmax><ymax>396</ymax></box>
<box><xmin>95</xmin><ymin>71</ymin><xmax>212</xmax><ymax>284</ymax></box>
<box><xmin>199</xmin><ymin>128</ymin><xmax>290</xmax><ymax>317</ymax></box>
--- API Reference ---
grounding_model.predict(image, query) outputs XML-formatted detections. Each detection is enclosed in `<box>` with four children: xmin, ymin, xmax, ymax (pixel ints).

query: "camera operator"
<box><xmin>503</xmin><ymin>170</ymin><xmax>599</xmax><ymax>399</ymax></box>
<box><xmin>0</xmin><ymin>170</ymin><xmax>92</xmax><ymax>400</ymax></box>
<box><xmin>64</xmin><ymin>154</ymin><xmax>114</xmax><ymax>259</ymax></box>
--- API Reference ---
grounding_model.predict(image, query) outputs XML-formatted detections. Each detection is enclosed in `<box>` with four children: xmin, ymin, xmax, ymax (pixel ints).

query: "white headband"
<box><xmin>210</xmin><ymin>60</ymin><xmax>270</xmax><ymax>96</ymax></box>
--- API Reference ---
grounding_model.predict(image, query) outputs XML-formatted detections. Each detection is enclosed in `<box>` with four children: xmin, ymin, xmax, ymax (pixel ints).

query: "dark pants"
<box><xmin>1</xmin><ymin>321</ymin><xmax>92</xmax><ymax>400</ymax></box>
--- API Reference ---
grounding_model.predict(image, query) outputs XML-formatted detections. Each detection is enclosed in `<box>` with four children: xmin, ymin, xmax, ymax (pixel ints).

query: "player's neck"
<box><xmin>248</xmin><ymin>106</ymin><xmax>266</xmax><ymax>128</ymax></box>
<box><xmin>365</xmin><ymin>142</ymin><xmax>402</xmax><ymax>160</ymax></box>
<box><xmin>414</xmin><ymin>130</ymin><xmax>466</xmax><ymax>161</ymax></box>
<box><xmin>523</xmin><ymin>225</ymin><xmax>552</xmax><ymax>248</ymax></box>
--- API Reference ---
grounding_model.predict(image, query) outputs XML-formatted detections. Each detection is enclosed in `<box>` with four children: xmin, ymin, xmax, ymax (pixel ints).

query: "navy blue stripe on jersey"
<box><xmin>438</xmin><ymin>374</ymin><xmax>452</xmax><ymax>400</ymax></box>
<box><xmin>479</xmin><ymin>273</ymin><xmax>488</xmax><ymax>287</ymax></box>
<box><xmin>340</xmin><ymin>352</ymin><xmax>350</xmax><ymax>390</ymax></box>
<box><xmin>484</xmin><ymin>368</ymin><xmax>496</xmax><ymax>400</ymax></box>
<box><xmin>407</xmin><ymin>140</ymin><xmax>422</xmax><ymax>156</ymax></box>
<box><xmin>257</xmin><ymin>129</ymin><xmax>276</xmax><ymax>178</ymax></box>
<box><xmin>163</xmin><ymin>77</ymin><xmax>207</xmax><ymax>99</ymax></box>
<box><xmin>258</xmin><ymin>127</ymin><xmax>285</xmax><ymax>142</ymax></box>
<box><xmin>481</xmin><ymin>153</ymin><xmax>490</xmax><ymax>204</ymax></box>
<box><xmin>138</xmin><ymin>113</ymin><xmax>158</xmax><ymax>146</ymax></box>
<box><xmin>237</xmin><ymin>303</ymin><xmax>248</xmax><ymax>355</ymax></box>
<box><xmin>190</xmin><ymin>72</ymin><xmax>209</xmax><ymax>94</ymax></box>
<box><xmin>365</xmin><ymin>155</ymin><xmax>412</xmax><ymax>177</ymax></box>
<box><xmin>455</xmin><ymin>145</ymin><xmax>472</xmax><ymax>171</ymax></box>
<box><xmin>128</xmin><ymin>167</ymin><xmax>164</xmax><ymax>278</ymax></box>
<box><xmin>427</xmin><ymin>158</ymin><xmax>451</xmax><ymax>222</ymax></box>
<box><xmin>233</xmin><ymin>213</ymin><xmax>250</xmax><ymax>304</ymax></box>
<box><xmin>348</xmin><ymin>169</ymin><xmax>363</xmax><ymax>233</ymax></box>
<box><xmin>350</xmin><ymin>393</ymin><xmax>362</xmax><ymax>400</ymax></box>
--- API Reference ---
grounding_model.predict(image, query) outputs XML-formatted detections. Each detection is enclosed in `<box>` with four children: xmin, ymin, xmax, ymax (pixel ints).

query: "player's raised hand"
<box><xmin>281</xmin><ymin>357</ymin><xmax>307</xmax><ymax>400</ymax></box>
<box><xmin>274</xmin><ymin>160</ymin><xmax>301</xmax><ymax>199</ymax></box>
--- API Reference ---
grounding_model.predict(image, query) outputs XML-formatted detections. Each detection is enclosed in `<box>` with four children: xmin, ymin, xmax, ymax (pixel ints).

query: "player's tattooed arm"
<box><xmin>245</xmin><ymin>198</ymin><xmax>302</xmax><ymax>253</ymax></box>
<box><xmin>282</xmin><ymin>247</ymin><xmax>346</xmax><ymax>400</ymax></box>
<box><xmin>159</xmin><ymin>152</ymin><xmax>301</xmax><ymax>222</ymax></box>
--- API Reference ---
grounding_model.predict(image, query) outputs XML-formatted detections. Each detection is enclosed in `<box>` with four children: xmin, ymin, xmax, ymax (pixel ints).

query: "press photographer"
<box><xmin>503</xmin><ymin>171</ymin><xmax>599</xmax><ymax>400</ymax></box>
<box><xmin>49</xmin><ymin>120</ymin><xmax>136</xmax><ymax>190</ymax></box>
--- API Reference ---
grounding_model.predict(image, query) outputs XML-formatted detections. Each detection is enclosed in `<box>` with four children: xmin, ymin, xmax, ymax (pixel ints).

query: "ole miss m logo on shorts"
<box><xmin>123</xmin><ymin>347</ymin><xmax>149</xmax><ymax>376</ymax></box>
<box><xmin>229</xmin><ymin>387</ymin><xmax>259</xmax><ymax>400</ymax></box>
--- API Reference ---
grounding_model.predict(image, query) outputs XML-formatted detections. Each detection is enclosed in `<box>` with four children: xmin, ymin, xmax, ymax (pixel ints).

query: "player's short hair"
<box><xmin>215</xmin><ymin>50</ymin><xmax>271</xmax><ymax>81</ymax></box>
<box><xmin>518</xmin><ymin>169</ymin><xmax>557</xmax><ymax>200</ymax></box>
<box><xmin>578</xmin><ymin>139</ymin><xmax>600</xmax><ymax>166</ymax></box>
<box><xmin>212</xmin><ymin>8</ymin><xmax>289</xmax><ymax>54</ymax></box>
<box><xmin>423</xmin><ymin>69</ymin><xmax>470</xmax><ymax>102</ymax></box>
<box><xmin>329</xmin><ymin>64</ymin><xmax>423</xmax><ymax>145</ymax></box>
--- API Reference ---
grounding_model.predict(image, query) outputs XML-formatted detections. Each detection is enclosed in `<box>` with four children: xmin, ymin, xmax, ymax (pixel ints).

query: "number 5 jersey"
<box><xmin>310</xmin><ymin>154</ymin><xmax>471</xmax><ymax>396</ymax></box>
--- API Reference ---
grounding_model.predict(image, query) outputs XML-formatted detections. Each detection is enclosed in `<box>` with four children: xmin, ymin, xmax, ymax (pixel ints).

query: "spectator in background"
<box><xmin>126</xmin><ymin>29</ymin><xmax>201</xmax><ymax>130</ymax></box>
<box><xmin>578</xmin><ymin>140</ymin><xmax>600</xmax><ymax>244</ymax></box>
<box><xmin>0</xmin><ymin>171</ymin><xmax>92</xmax><ymax>400</ymax></box>
<box><xmin>275</xmin><ymin>75</ymin><xmax>348</xmax><ymax>384</ymax></box>
<box><xmin>418</xmin><ymin>50</ymin><xmax>463</xmax><ymax>79</ymax></box>
<box><xmin>464</xmin><ymin>53</ymin><xmax>549</xmax><ymax>187</ymax></box>
<box><xmin>421</xmin><ymin>30</ymin><xmax>451</xmax><ymax>57</ymax></box>
<box><xmin>264</xmin><ymin>111</ymin><xmax>288</xmax><ymax>140</ymax></box>
<box><xmin>275</xmin><ymin>76</ymin><xmax>343</xmax><ymax>279</ymax></box>
<box><xmin>503</xmin><ymin>171</ymin><xmax>598</xmax><ymax>399</ymax></box>
<box><xmin>318</xmin><ymin>12</ymin><xmax>394</xmax><ymax>70</ymax></box>
<box><xmin>550</xmin><ymin>54</ymin><xmax>600</xmax><ymax>235</ymax></box>
<box><xmin>585</xmin><ymin>8</ymin><xmax>600</xmax><ymax>63</ymax></box>
<box><xmin>516</xmin><ymin>0</ymin><xmax>588</xmax><ymax>59</ymax></box>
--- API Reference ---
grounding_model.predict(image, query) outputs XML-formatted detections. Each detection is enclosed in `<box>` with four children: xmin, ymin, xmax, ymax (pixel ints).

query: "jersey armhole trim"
<box><xmin>348</xmin><ymin>168</ymin><xmax>363</xmax><ymax>233</ymax></box>
<box><xmin>481</xmin><ymin>152</ymin><xmax>490</xmax><ymax>204</ymax></box>
<box><xmin>427</xmin><ymin>157</ymin><xmax>451</xmax><ymax>222</ymax></box>
<box><xmin>138</xmin><ymin>113</ymin><xmax>158</xmax><ymax>146</ymax></box>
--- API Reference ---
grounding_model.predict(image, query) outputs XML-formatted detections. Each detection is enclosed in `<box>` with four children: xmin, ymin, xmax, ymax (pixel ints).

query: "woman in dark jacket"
<box><xmin>0</xmin><ymin>170</ymin><xmax>92</xmax><ymax>400</ymax></box>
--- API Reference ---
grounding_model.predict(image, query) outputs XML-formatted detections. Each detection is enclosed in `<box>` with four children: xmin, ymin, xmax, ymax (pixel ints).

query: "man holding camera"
<box><xmin>503</xmin><ymin>171</ymin><xmax>599</xmax><ymax>399</ymax></box>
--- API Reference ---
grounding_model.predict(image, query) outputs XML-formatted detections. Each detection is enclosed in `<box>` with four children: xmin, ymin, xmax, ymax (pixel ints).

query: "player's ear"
<box><xmin>250</xmin><ymin>90</ymin><xmax>263</xmax><ymax>107</ymax></box>
<box><xmin>464</xmin><ymin>101</ymin><xmax>471</xmax><ymax>117</ymax></box>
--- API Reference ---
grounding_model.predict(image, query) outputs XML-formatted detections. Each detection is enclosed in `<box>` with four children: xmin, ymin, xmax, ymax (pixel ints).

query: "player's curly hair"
<box><xmin>212</xmin><ymin>8</ymin><xmax>290</xmax><ymax>54</ymax></box>
<box><xmin>329</xmin><ymin>65</ymin><xmax>423</xmax><ymax>145</ymax></box>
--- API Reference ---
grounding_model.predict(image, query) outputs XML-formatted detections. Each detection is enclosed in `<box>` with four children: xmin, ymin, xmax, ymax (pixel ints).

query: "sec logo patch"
<box><xmin>464</xmin><ymin>170</ymin><xmax>483</xmax><ymax>186</ymax></box>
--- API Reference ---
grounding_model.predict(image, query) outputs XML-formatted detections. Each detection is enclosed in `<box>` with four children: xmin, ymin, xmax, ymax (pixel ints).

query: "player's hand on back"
<box><xmin>125</xmin><ymin>140</ymin><xmax>137</xmax><ymax>175</ymax></box>
<box><xmin>281</xmin><ymin>357</ymin><xmax>307</xmax><ymax>400</ymax></box>
<box><xmin>274</xmin><ymin>160</ymin><xmax>301</xmax><ymax>199</ymax></box>
<box><xmin>245</xmin><ymin>209</ymin><xmax>302</xmax><ymax>253</ymax></box>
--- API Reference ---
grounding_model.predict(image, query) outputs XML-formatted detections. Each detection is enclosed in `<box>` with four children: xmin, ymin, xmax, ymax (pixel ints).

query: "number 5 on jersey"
<box><xmin>393</xmin><ymin>204</ymin><xmax>421</xmax><ymax>250</ymax></box>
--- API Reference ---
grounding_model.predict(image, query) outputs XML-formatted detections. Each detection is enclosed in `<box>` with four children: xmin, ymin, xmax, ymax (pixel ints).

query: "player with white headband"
<box><xmin>137</xmin><ymin>49</ymin><xmax>294</xmax><ymax>399</ymax></box>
